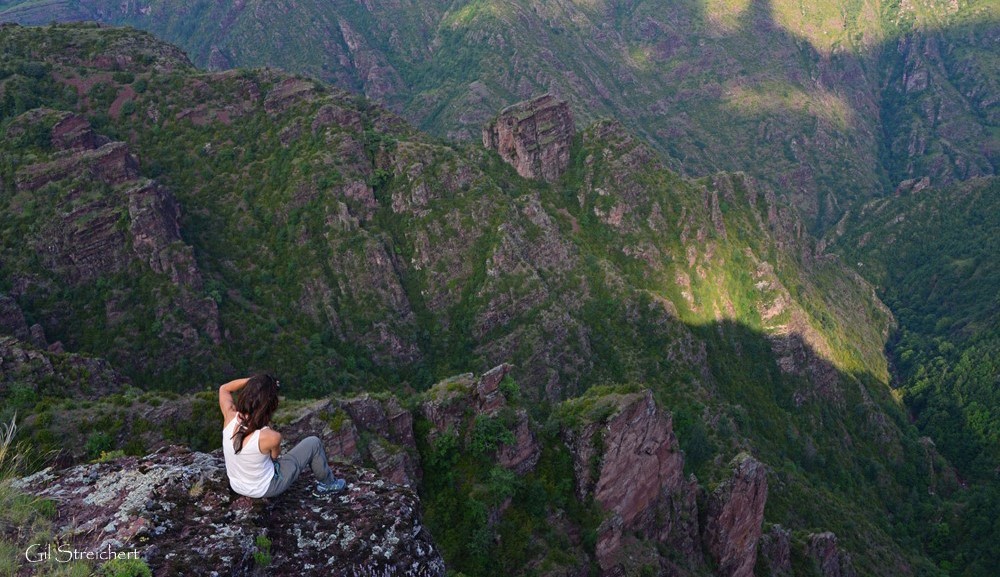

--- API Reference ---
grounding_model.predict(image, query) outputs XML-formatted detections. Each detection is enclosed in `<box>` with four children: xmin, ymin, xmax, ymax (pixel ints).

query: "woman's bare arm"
<box><xmin>219</xmin><ymin>377</ymin><xmax>249</xmax><ymax>423</ymax></box>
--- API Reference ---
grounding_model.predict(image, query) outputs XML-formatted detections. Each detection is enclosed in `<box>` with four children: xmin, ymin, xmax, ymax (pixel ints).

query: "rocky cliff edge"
<box><xmin>13</xmin><ymin>446</ymin><xmax>444</xmax><ymax>576</ymax></box>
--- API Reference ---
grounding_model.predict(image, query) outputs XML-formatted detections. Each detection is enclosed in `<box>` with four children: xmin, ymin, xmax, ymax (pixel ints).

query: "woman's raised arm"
<box><xmin>219</xmin><ymin>377</ymin><xmax>249</xmax><ymax>423</ymax></box>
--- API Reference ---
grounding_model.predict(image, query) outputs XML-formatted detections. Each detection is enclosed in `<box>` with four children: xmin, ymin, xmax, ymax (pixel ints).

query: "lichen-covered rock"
<box><xmin>702</xmin><ymin>452</ymin><xmax>768</xmax><ymax>577</ymax></box>
<box><xmin>265</xmin><ymin>465</ymin><xmax>443</xmax><ymax>577</ymax></box>
<box><xmin>13</xmin><ymin>447</ymin><xmax>264</xmax><ymax>576</ymax></box>
<box><xmin>483</xmin><ymin>94</ymin><xmax>574</xmax><ymax>182</ymax></box>
<box><xmin>14</xmin><ymin>445</ymin><xmax>445</xmax><ymax>576</ymax></box>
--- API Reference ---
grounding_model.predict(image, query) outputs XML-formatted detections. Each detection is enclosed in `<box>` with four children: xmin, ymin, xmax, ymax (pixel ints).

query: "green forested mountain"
<box><xmin>829</xmin><ymin>177</ymin><xmax>1000</xmax><ymax>574</ymax></box>
<box><xmin>0</xmin><ymin>0</ymin><xmax>996</xmax><ymax>231</ymax></box>
<box><xmin>0</xmin><ymin>22</ymin><xmax>986</xmax><ymax>576</ymax></box>
<box><xmin>832</xmin><ymin>177</ymin><xmax>999</xmax><ymax>479</ymax></box>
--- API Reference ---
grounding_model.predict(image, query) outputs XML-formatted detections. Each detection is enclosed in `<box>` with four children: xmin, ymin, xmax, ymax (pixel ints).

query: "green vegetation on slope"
<box><xmin>2</xmin><ymin>0</ymin><xmax>995</xmax><ymax>232</ymax></box>
<box><xmin>831</xmin><ymin>176</ymin><xmax>1000</xmax><ymax>575</ymax></box>
<box><xmin>0</xmin><ymin>23</ymin><xmax>989</xmax><ymax>576</ymax></box>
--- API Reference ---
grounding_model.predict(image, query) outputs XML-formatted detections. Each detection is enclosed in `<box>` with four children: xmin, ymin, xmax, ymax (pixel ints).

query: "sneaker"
<box><xmin>314</xmin><ymin>477</ymin><xmax>346</xmax><ymax>494</ymax></box>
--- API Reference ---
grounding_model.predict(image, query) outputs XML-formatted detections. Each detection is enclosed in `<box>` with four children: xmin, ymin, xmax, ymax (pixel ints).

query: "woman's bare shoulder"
<box><xmin>258</xmin><ymin>427</ymin><xmax>282</xmax><ymax>450</ymax></box>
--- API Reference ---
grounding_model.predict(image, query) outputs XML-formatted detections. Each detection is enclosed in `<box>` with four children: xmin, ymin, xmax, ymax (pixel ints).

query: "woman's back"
<box><xmin>222</xmin><ymin>415</ymin><xmax>274</xmax><ymax>498</ymax></box>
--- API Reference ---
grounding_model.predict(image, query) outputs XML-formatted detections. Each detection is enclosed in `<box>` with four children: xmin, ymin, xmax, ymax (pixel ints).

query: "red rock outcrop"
<box><xmin>340</xmin><ymin>394</ymin><xmax>420</xmax><ymax>485</ymax></box>
<box><xmin>8</xmin><ymin>111</ymin><xmax>222</xmax><ymax>354</ymax></box>
<box><xmin>806</xmin><ymin>532</ymin><xmax>857</xmax><ymax>577</ymax></box>
<box><xmin>312</xmin><ymin>102</ymin><xmax>364</xmax><ymax>134</ymax></box>
<box><xmin>341</xmin><ymin>394</ymin><xmax>417</xmax><ymax>449</ymax></box>
<box><xmin>483</xmin><ymin>94</ymin><xmax>574</xmax><ymax>182</ymax></box>
<box><xmin>420</xmin><ymin>364</ymin><xmax>541</xmax><ymax>475</ymax></box>
<box><xmin>0</xmin><ymin>333</ymin><xmax>129</xmax><ymax>398</ymax></box>
<box><xmin>279</xmin><ymin>396</ymin><xmax>421</xmax><ymax>487</ymax></box>
<box><xmin>127</xmin><ymin>181</ymin><xmax>203</xmax><ymax>289</ymax></box>
<box><xmin>50</xmin><ymin>112</ymin><xmax>107</xmax><ymax>150</ymax></box>
<box><xmin>758</xmin><ymin>524</ymin><xmax>792</xmax><ymax>577</ymax></box>
<box><xmin>475</xmin><ymin>362</ymin><xmax>512</xmax><ymax>413</ymax></box>
<box><xmin>561</xmin><ymin>390</ymin><xmax>701</xmax><ymax>573</ymax></box>
<box><xmin>16</xmin><ymin>140</ymin><xmax>139</xmax><ymax>192</ymax></box>
<box><xmin>420</xmin><ymin>372</ymin><xmax>477</xmax><ymax>438</ymax></box>
<box><xmin>263</xmin><ymin>77</ymin><xmax>320</xmax><ymax>114</ymax></box>
<box><xmin>702</xmin><ymin>452</ymin><xmax>769</xmax><ymax>577</ymax></box>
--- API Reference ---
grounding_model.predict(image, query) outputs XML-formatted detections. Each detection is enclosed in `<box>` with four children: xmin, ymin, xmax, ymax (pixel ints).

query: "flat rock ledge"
<box><xmin>14</xmin><ymin>445</ymin><xmax>445</xmax><ymax>576</ymax></box>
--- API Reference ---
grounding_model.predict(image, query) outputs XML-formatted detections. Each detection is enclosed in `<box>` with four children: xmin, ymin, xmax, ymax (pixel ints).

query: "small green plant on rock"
<box><xmin>253</xmin><ymin>534</ymin><xmax>272</xmax><ymax>567</ymax></box>
<box><xmin>98</xmin><ymin>557</ymin><xmax>151</xmax><ymax>577</ymax></box>
<box><xmin>97</xmin><ymin>450</ymin><xmax>125</xmax><ymax>463</ymax></box>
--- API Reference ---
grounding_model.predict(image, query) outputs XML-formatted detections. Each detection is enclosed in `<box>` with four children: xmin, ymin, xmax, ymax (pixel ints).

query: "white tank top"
<box><xmin>222</xmin><ymin>415</ymin><xmax>274</xmax><ymax>498</ymax></box>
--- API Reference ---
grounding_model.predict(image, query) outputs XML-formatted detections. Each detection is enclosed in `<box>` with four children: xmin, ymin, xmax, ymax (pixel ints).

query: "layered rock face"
<box><xmin>561</xmin><ymin>390</ymin><xmax>701</xmax><ymax>574</ymax></box>
<box><xmin>4</xmin><ymin>109</ymin><xmax>220</xmax><ymax>369</ymax></box>
<box><xmin>483</xmin><ymin>94</ymin><xmax>574</xmax><ymax>182</ymax></box>
<box><xmin>13</xmin><ymin>445</ymin><xmax>445</xmax><ymax>576</ymax></box>
<box><xmin>703</xmin><ymin>453</ymin><xmax>769</xmax><ymax>577</ymax></box>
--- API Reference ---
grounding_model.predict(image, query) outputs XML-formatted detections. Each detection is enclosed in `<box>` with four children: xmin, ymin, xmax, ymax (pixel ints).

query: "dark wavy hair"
<box><xmin>231</xmin><ymin>373</ymin><xmax>280</xmax><ymax>454</ymax></box>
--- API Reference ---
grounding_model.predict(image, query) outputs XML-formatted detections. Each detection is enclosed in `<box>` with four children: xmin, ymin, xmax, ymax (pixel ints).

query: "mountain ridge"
<box><xmin>2</xmin><ymin>0</ymin><xmax>995</xmax><ymax>231</ymax></box>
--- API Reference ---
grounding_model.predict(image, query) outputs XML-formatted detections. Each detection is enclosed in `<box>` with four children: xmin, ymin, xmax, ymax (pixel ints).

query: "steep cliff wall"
<box><xmin>483</xmin><ymin>94</ymin><xmax>574</xmax><ymax>183</ymax></box>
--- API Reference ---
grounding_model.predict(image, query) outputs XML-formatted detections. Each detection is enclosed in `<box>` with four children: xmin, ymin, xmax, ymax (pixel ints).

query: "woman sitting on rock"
<box><xmin>219</xmin><ymin>374</ymin><xmax>345</xmax><ymax>498</ymax></box>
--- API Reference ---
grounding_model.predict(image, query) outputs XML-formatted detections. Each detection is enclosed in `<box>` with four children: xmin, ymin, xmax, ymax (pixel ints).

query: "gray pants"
<box><xmin>262</xmin><ymin>436</ymin><xmax>334</xmax><ymax>498</ymax></box>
